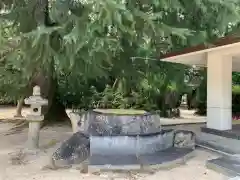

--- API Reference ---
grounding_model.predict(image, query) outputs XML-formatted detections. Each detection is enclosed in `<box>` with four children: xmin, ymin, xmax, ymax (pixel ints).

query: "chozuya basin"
<box><xmin>86</xmin><ymin>109</ymin><xmax>174</xmax><ymax>155</ymax></box>
<box><xmin>52</xmin><ymin>109</ymin><xmax>195</xmax><ymax>169</ymax></box>
<box><xmin>88</xmin><ymin>109</ymin><xmax>161</xmax><ymax>135</ymax></box>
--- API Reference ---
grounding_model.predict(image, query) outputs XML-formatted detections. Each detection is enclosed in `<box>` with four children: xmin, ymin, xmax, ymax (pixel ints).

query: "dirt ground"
<box><xmin>0</xmin><ymin>107</ymin><xmax>229</xmax><ymax>180</ymax></box>
<box><xmin>0</xmin><ymin>123</ymin><xmax>228</xmax><ymax>180</ymax></box>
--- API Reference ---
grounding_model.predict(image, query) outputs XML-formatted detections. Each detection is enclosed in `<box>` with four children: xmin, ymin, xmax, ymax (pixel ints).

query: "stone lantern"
<box><xmin>24</xmin><ymin>86</ymin><xmax>48</xmax><ymax>149</ymax></box>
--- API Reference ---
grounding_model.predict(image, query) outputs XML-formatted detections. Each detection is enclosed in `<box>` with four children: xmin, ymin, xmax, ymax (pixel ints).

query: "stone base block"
<box><xmin>207</xmin><ymin>157</ymin><xmax>240</xmax><ymax>177</ymax></box>
<box><xmin>173</xmin><ymin>130</ymin><xmax>196</xmax><ymax>149</ymax></box>
<box><xmin>90</xmin><ymin>130</ymin><xmax>174</xmax><ymax>155</ymax></box>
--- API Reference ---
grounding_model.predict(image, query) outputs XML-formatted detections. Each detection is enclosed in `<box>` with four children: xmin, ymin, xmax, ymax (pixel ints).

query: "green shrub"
<box><xmin>0</xmin><ymin>93</ymin><xmax>15</xmax><ymax>105</ymax></box>
<box><xmin>232</xmin><ymin>85</ymin><xmax>240</xmax><ymax>115</ymax></box>
<box><xmin>195</xmin><ymin>84</ymin><xmax>240</xmax><ymax>116</ymax></box>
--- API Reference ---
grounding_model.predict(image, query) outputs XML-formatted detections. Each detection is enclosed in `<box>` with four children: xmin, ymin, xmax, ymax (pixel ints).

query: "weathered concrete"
<box><xmin>90</xmin><ymin>130</ymin><xmax>174</xmax><ymax>156</ymax></box>
<box><xmin>87</xmin><ymin>110</ymin><xmax>161</xmax><ymax>136</ymax></box>
<box><xmin>90</xmin><ymin>147</ymin><xmax>195</xmax><ymax>170</ymax></box>
<box><xmin>207</xmin><ymin>156</ymin><xmax>240</xmax><ymax>177</ymax></box>
<box><xmin>196</xmin><ymin>132</ymin><xmax>240</xmax><ymax>155</ymax></box>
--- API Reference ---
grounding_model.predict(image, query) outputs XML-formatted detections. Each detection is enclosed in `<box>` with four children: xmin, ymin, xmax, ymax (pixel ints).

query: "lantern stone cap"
<box><xmin>24</xmin><ymin>86</ymin><xmax>48</xmax><ymax>106</ymax></box>
<box><xmin>33</xmin><ymin>86</ymin><xmax>41</xmax><ymax>96</ymax></box>
<box><xmin>24</xmin><ymin>96</ymin><xmax>48</xmax><ymax>106</ymax></box>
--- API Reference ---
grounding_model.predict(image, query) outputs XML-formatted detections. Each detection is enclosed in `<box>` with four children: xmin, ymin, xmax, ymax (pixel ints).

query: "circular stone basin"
<box><xmin>91</xmin><ymin>130</ymin><xmax>174</xmax><ymax>155</ymax></box>
<box><xmin>86</xmin><ymin>109</ymin><xmax>174</xmax><ymax>155</ymax></box>
<box><xmin>88</xmin><ymin>109</ymin><xmax>161</xmax><ymax>136</ymax></box>
<box><xmin>52</xmin><ymin>109</ymin><xmax>196</xmax><ymax>169</ymax></box>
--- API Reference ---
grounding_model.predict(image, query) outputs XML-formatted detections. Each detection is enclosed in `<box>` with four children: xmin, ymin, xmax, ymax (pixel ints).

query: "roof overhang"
<box><xmin>160</xmin><ymin>36</ymin><xmax>240</xmax><ymax>72</ymax></box>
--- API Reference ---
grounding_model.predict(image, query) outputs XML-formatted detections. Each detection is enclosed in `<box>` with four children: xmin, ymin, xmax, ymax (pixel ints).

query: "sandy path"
<box><xmin>0</xmin><ymin>122</ymin><xmax>228</xmax><ymax>180</ymax></box>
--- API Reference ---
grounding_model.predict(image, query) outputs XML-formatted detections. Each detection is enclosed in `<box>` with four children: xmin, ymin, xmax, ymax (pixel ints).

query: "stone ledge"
<box><xmin>89</xmin><ymin>148</ymin><xmax>195</xmax><ymax>171</ymax></box>
<box><xmin>196</xmin><ymin>132</ymin><xmax>240</xmax><ymax>155</ymax></box>
<box><xmin>196</xmin><ymin>140</ymin><xmax>238</xmax><ymax>155</ymax></box>
<box><xmin>90</xmin><ymin>148</ymin><xmax>194</xmax><ymax>167</ymax></box>
<box><xmin>206</xmin><ymin>157</ymin><xmax>240</xmax><ymax>177</ymax></box>
<box><xmin>90</xmin><ymin>130</ymin><xmax>175</xmax><ymax>155</ymax></box>
<box><xmin>201</xmin><ymin>127</ymin><xmax>240</xmax><ymax>140</ymax></box>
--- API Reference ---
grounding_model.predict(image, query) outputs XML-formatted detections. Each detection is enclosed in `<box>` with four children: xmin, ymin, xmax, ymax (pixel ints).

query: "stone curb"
<box><xmin>196</xmin><ymin>143</ymin><xmax>235</xmax><ymax>156</ymax></box>
<box><xmin>88</xmin><ymin>150</ymin><xmax>196</xmax><ymax>172</ymax></box>
<box><xmin>196</xmin><ymin>136</ymin><xmax>240</xmax><ymax>155</ymax></box>
<box><xmin>206</xmin><ymin>160</ymin><xmax>238</xmax><ymax>177</ymax></box>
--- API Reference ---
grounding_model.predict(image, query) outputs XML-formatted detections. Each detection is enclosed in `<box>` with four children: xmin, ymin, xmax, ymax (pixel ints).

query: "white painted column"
<box><xmin>207</xmin><ymin>52</ymin><xmax>232</xmax><ymax>130</ymax></box>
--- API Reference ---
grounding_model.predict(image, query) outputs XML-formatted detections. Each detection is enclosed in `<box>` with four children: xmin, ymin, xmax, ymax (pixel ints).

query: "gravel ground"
<box><xmin>0</xmin><ymin>121</ymin><xmax>228</xmax><ymax>180</ymax></box>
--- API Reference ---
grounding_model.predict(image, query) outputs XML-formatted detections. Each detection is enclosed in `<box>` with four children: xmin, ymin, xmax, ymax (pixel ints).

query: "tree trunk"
<box><xmin>14</xmin><ymin>97</ymin><xmax>24</xmax><ymax>117</ymax></box>
<box><xmin>44</xmin><ymin>95</ymin><xmax>70</xmax><ymax>124</ymax></box>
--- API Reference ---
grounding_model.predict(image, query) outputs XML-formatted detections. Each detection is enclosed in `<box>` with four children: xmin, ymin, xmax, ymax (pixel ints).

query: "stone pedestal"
<box><xmin>27</xmin><ymin>121</ymin><xmax>41</xmax><ymax>149</ymax></box>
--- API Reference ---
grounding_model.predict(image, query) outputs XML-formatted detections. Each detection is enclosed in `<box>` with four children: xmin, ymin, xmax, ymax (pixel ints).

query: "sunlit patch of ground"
<box><xmin>0</xmin><ymin>106</ymin><xmax>233</xmax><ymax>179</ymax></box>
<box><xmin>0</xmin><ymin>123</ymin><xmax>227</xmax><ymax>180</ymax></box>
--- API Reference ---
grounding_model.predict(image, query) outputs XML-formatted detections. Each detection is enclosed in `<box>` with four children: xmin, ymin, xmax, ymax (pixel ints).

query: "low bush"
<box><xmin>232</xmin><ymin>85</ymin><xmax>240</xmax><ymax>115</ymax></box>
<box><xmin>194</xmin><ymin>84</ymin><xmax>240</xmax><ymax>116</ymax></box>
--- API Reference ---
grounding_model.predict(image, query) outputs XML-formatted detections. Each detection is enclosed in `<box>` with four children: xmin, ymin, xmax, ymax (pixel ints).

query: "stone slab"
<box><xmin>90</xmin><ymin>147</ymin><xmax>193</xmax><ymax>167</ymax></box>
<box><xmin>207</xmin><ymin>157</ymin><xmax>240</xmax><ymax>177</ymax></box>
<box><xmin>138</xmin><ymin>148</ymin><xmax>193</xmax><ymax>165</ymax></box>
<box><xmin>160</xmin><ymin>117</ymin><xmax>206</xmax><ymax>125</ymax></box>
<box><xmin>196</xmin><ymin>132</ymin><xmax>240</xmax><ymax>155</ymax></box>
<box><xmin>90</xmin><ymin>130</ymin><xmax>174</xmax><ymax>155</ymax></box>
<box><xmin>87</xmin><ymin>111</ymin><xmax>161</xmax><ymax>136</ymax></box>
<box><xmin>90</xmin><ymin>154</ymin><xmax>138</xmax><ymax>166</ymax></box>
<box><xmin>173</xmin><ymin>130</ymin><xmax>195</xmax><ymax>149</ymax></box>
<box><xmin>26</xmin><ymin>115</ymin><xmax>44</xmax><ymax>121</ymax></box>
<box><xmin>197</xmin><ymin>140</ymin><xmax>237</xmax><ymax>155</ymax></box>
<box><xmin>229</xmin><ymin>177</ymin><xmax>240</xmax><ymax>180</ymax></box>
<box><xmin>201</xmin><ymin>127</ymin><xmax>240</xmax><ymax>140</ymax></box>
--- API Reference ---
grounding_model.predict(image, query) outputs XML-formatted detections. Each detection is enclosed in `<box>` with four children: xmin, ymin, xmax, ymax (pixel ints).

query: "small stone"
<box><xmin>92</xmin><ymin>171</ymin><xmax>101</xmax><ymax>176</ymax></box>
<box><xmin>9</xmin><ymin>150</ymin><xmax>27</xmax><ymax>165</ymax></box>
<box><xmin>99</xmin><ymin>174</ymin><xmax>109</xmax><ymax>178</ymax></box>
<box><xmin>80</xmin><ymin>167</ymin><xmax>88</xmax><ymax>174</ymax></box>
<box><xmin>51</xmin><ymin>132</ymin><xmax>90</xmax><ymax>168</ymax></box>
<box><xmin>173</xmin><ymin>130</ymin><xmax>195</xmax><ymax>149</ymax></box>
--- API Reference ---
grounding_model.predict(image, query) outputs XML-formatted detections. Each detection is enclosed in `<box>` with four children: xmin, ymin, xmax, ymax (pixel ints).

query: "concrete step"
<box><xmin>196</xmin><ymin>132</ymin><xmax>240</xmax><ymax>155</ymax></box>
<box><xmin>229</xmin><ymin>177</ymin><xmax>240</xmax><ymax>180</ymax></box>
<box><xmin>89</xmin><ymin>147</ymin><xmax>194</xmax><ymax>170</ymax></box>
<box><xmin>197</xmin><ymin>132</ymin><xmax>240</xmax><ymax>178</ymax></box>
<box><xmin>207</xmin><ymin>156</ymin><xmax>240</xmax><ymax>177</ymax></box>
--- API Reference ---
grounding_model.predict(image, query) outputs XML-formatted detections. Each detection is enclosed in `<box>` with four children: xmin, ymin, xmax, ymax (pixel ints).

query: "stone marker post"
<box><xmin>24</xmin><ymin>86</ymin><xmax>48</xmax><ymax>149</ymax></box>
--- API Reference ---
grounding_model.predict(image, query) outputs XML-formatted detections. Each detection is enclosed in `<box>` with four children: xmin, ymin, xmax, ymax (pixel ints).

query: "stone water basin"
<box><xmin>53</xmin><ymin>109</ymin><xmax>195</xmax><ymax>169</ymax></box>
<box><xmin>87</xmin><ymin>109</ymin><xmax>161</xmax><ymax>135</ymax></box>
<box><xmin>91</xmin><ymin>130</ymin><xmax>174</xmax><ymax>155</ymax></box>
<box><xmin>88</xmin><ymin>110</ymin><xmax>174</xmax><ymax>155</ymax></box>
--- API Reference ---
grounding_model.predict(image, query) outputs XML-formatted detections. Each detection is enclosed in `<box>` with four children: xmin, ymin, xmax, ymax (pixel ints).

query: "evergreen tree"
<box><xmin>0</xmin><ymin>0</ymin><xmax>240</xmax><ymax>120</ymax></box>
